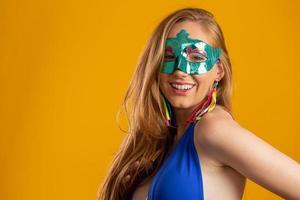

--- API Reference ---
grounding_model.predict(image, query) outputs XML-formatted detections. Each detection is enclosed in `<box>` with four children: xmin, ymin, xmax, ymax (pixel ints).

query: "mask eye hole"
<box><xmin>187</xmin><ymin>52</ymin><xmax>207</xmax><ymax>62</ymax></box>
<box><xmin>185</xmin><ymin>47</ymin><xmax>207</xmax><ymax>63</ymax></box>
<box><xmin>164</xmin><ymin>45</ymin><xmax>176</xmax><ymax>62</ymax></box>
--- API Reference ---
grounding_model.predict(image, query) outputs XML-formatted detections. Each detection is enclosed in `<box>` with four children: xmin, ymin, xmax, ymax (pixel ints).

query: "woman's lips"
<box><xmin>169</xmin><ymin>83</ymin><xmax>195</xmax><ymax>96</ymax></box>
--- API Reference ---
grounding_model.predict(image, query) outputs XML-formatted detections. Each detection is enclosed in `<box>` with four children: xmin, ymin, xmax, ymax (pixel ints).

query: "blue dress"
<box><xmin>129</xmin><ymin>121</ymin><xmax>205</xmax><ymax>200</ymax></box>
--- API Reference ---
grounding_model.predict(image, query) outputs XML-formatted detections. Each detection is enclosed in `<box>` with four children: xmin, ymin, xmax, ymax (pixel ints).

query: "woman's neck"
<box><xmin>172</xmin><ymin>94</ymin><xmax>210</xmax><ymax>141</ymax></box>
<box><xmin>173</xmin><ymin>107</ymin><xmax>195</xmax><ymax>141</ymax></box>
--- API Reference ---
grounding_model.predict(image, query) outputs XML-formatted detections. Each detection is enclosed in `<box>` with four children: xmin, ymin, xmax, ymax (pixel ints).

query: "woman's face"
<box><xmin>159</xmin><ymin>21</ymin><xmax>224</xmax><ymax>110</ymax></box>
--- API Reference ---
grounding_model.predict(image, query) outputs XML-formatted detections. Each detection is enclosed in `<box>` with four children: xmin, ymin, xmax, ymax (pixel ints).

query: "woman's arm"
<box><xmin>196</xmin><ymin>114</ymin><xmax>300</xmax><ymax>199</ymax></box>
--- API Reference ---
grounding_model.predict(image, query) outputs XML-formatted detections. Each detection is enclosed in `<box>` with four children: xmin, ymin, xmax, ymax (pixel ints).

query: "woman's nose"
<box><xmin>173</xmin><ymin>69</ymin><xmax>188</xmax><ymax>78</ymax></box>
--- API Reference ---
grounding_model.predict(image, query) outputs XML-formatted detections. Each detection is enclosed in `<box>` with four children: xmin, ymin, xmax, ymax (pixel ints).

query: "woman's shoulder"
<box><xmin>194</xmin><ymin>104</ymin><xmax>244</xmax><ymax>166</ymax></box>
<box><xmin>196</xmin><ymin>104</ymin><xmax>238</xmax><ymax>129</ymax></box>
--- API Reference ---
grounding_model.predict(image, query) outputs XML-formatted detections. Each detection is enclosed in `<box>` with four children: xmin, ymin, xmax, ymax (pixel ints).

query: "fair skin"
<box><xmin>131</xmin><ymin>21</ymin><xmax>300</xmax><ymax>199</ymax></box>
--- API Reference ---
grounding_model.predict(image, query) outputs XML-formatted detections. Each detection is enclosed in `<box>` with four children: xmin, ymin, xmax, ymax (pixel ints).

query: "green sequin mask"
<box><xmin>160</xmin><ymin>29</ymin><xmax>222</xmax><ymax>75</ymax></box>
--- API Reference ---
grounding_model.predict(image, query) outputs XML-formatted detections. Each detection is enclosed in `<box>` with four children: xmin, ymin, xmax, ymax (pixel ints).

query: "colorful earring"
<box><xmin>186</xmin><ymin>79</ymin><xmax>219</xmax><ymax>124</ymax></box>
<box><xmin>160</xmin><ymin>93</ymin><xmax>173</xmax><ymax>127</ymax></box>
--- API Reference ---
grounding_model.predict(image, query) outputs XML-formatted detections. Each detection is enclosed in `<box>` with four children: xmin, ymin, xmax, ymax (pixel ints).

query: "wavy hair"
<box><xmin>97</xmin><ymin>7</ymin><xmax>234</xmax><ymax>200</ymax></box>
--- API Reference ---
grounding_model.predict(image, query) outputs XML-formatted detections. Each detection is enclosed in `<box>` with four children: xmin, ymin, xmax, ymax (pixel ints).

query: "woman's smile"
<box><xmin>169</xmin><ymin>82</ymin><xmax>196</xmax><ymax>95</ymax></box>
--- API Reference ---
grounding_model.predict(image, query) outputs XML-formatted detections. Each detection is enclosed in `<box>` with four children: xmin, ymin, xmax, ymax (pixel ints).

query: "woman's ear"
<box><xmin>216</xmin><ymin>61</ymin><xmax>225</xmax><ymax>81</ymax></box>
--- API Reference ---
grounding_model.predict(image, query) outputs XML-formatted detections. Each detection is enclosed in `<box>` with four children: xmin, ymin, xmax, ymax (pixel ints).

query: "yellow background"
<box><xmin>0</xmin><ymin>0</ymin><xmax>299</xmax><ymax>199</ymax></box>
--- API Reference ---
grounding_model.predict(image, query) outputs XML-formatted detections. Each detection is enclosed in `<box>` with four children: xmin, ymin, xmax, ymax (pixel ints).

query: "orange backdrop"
<box><xmin>0</xmin><ymin>0</ymin><xmax>299</xmax><ymax>199</ymax></box>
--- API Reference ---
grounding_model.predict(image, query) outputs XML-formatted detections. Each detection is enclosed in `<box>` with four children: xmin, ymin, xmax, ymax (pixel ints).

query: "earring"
<box><xmin>160</xmin><ymin>93</ymin><xmax>173</xmax><ymax>127</ymax></box>
<box><xmin>187</xmin><ymin>79</ymin><xmax>219</xmax><ymax>124</ymax></box>
<box><xmin>213</xmin><ymin>79</ymin><xmax>219</xmax><ymax>88</ymax></box>
<box><xmin>212</xmin><ymin>79</ymin><xmax>219</xmax><ymax>104</ymax></box>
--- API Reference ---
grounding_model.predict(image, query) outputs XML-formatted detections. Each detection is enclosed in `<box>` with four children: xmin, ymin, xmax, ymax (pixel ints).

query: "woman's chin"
<box><xmin>170</xmin><ymin>102</ymin><xmax>193</xmax><ymax>109</ymax></box>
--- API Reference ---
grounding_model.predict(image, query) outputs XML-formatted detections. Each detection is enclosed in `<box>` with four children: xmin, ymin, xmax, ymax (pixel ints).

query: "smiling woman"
<box><xmin>96</xmin><ymin>7</ymin><xmax>300</xmax><ymax>200</ymax></box>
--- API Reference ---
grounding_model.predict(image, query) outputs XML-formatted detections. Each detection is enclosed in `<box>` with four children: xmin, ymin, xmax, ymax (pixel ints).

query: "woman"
<box><xmin>97</xmin><ymin>7</ymin><xmax>300</xmax><ymax>200</ymax></box>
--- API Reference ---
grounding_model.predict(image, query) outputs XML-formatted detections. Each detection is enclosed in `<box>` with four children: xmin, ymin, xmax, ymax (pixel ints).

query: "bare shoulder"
<box><xmin>195</xmin><ymin>105</ymin><xmax>300</xmax><ymax>199</ymax></box>
<box><xmin>194</xmin><ymin>104</ymin><xmax>241</xmax><ymax>166</ymax></box>
<box><xmin>195</xmin><ymin>104</ymin><xmax>240</xmax><ymax>141</ymax></box>
<box><xmin>194</xmin><ymin>104</ymin><xmax>270</xmax><ymax>168</ymax></box>
<box><xmin>196</xmin><ymin>104</ymin><xmax>237</xmax><ymax>130</ymax></box>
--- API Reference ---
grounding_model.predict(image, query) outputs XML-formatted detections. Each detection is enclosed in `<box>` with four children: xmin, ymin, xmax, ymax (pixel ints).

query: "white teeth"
<box><xmin>171</xmin><ymin>83</ymin><xmax>194</xmax><ymax>90</ymax></box>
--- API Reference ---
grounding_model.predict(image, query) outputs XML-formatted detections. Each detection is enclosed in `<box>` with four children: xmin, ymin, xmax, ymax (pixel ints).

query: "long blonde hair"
<box><xmin>97</xmin><ymin>7</ymin><xmax>234</xmax><ymax>200</ymax></box>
